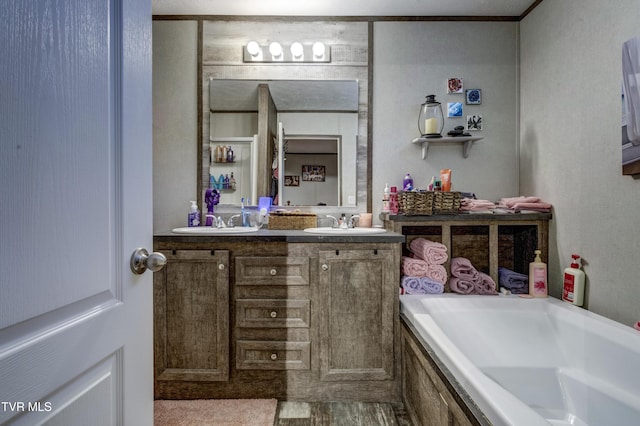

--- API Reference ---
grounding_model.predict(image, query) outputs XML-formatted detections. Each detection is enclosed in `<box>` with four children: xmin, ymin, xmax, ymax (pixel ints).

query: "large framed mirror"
<box><xmin>200</xmin><ymin>19</ymin><xmax>370</xmax><ymax>212</ymax></box>
<box><xmin>209</xmin><ymin>79</ymin><xmax>358</xmax><ymax>207</ymax></box>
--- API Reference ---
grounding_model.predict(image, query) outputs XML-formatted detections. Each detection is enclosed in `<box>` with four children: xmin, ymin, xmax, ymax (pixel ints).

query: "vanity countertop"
<box><xmin>154</xmin><ymin>228</ymin><xmax>405</xmax><ymax>243</ymax></box>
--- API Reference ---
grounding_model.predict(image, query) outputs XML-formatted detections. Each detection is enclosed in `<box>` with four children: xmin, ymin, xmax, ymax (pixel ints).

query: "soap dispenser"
<box><xmin>188</xmin><ymin>200</ymin><xmax>200</xmax><ymax>227</ymax></box>
<box><xmin>529</xmin><ymin>250</ymin><xmax>548</xmax><ymax>297</ymax></box>
<box><xmin>563</xmin><ymin>254</ymin><xmax>585</xmax><ymax>306</ymax></box>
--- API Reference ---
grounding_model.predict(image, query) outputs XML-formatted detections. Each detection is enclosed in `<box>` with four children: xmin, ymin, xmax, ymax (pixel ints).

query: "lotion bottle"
<box><xmin>188</xmin><ymin>200</ymin><xmax>200</xmax><ymax>227</ymax></box>
<box><xmin>382</xmin><ymin>183</ymin><xmax>390</xmax><ymax>213</ymax></box>
<box><xmin>529</xmin><ymin>250</ymin><xmax>548</xmax><ymax>297</ymax></box>
<box><xmin>563</xmin><ymin>254</ymin><xmax>585</xmax><ymax>306</ymax></box>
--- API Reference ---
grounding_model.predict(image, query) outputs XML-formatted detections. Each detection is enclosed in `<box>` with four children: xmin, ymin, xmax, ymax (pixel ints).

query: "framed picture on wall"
<box><xmin>284</xmin><ymin>175</ymin><xmax>300</xmax><ymax>186</ymax></box>
<box><xmin>622</xmin><ymin>34</ymin><xmax>640</xmax><ymax>176</ymax></box>
<box><xmin>465</xmin><ymin>89</ymin><xmax>482</xmax><ymax>105</ymax></box>
<box><xmin>467</xmin><ymin>114</ymin><xmax>483</xmax><ymax>131</ymax></box>
<box><xmin>447</xmin><ymin>102</ymin><xmax>463</xmax><ymax>118</ymax></box>
<box><xmin>447</xmin><ymin>78</ymin><xmax>463</xmax><ymax>94</ymax></box>
<box><xmin>302</xmin><ymin>165</ymin><xmax>325</xmax><ymax>182</ymax></box>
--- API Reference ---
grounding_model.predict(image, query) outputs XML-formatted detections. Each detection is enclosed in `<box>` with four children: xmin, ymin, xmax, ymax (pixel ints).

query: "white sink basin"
<box><xmin>171</xmin><ymin>226</ymin><xmax>260</xmax><ymax>234</ymax></box>
<box><xmin>303</xmin><ymin>227</ymin><xmax>387</xmax><ymax>235</ymax></box>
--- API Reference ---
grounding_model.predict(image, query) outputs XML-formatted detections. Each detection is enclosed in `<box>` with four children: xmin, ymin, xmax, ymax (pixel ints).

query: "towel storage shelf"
<box><xmin>382</xmin><ymin>213</ymin><xmax>551</xmax><ymax>287</ymax></box>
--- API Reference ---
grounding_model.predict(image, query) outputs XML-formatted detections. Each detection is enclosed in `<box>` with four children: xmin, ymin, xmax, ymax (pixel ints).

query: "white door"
<box><xmin>0</xmin><ymin>0</ymin><xmax>153</xmax><ymax>425</ymax></box>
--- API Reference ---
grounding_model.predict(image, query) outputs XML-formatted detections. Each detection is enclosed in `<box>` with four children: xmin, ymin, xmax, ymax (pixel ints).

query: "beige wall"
<box><xmin>520</xmin><ymin>0</ymin><xmax>640</xmax><ymax>325</ymax></box>
<box><xmin>152</xmin><ymin>21</ymin><xmax>198</xmax><ymax>232</ymax></box>
<box><xmin>372</xmin><ymin>22</ymin><xmax>520</xmax><ymax>222</ymax></box>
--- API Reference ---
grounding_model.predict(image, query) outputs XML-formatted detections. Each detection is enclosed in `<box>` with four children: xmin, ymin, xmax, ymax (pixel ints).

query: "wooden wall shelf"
<box><xmin>412</xmin><ymin>136</ymin><xmax>483</xmax><ymax>159</ymax></box>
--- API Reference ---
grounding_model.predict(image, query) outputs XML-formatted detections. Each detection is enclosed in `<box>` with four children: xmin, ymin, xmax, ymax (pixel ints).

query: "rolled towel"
<box><xmin>401</xmin><ymin>276</ymin><xmax>444</xmax><ymax>294</ymax></box>
<box><xmin>450</xmin><ymin>257</ymin><xmax>479</xmax><ymax>281</ymax></box>
<box><xmin>474</xmin><ymin>272</ymin><xmax>498</xmax><ymax>295</ymax></box>
<box><xmin>449</xmin><ymin>277</ymin><xmax>475</xmax><ymax>294</ymax></box>
<box><xmin>425</xmin><ymin>264</ymin><xmax>447</xmax><ymax>285</ymax></box>
<box><xmin>409</xmin><ymin>238</ymin><xmax>448</xmax><ymax>265</ymax></box>
<box><xmin>402</xmin><ymin>256</ymin><xmax>429</xmax><ymax>277</ymax></box>
<box><xmin>499</xmin><ymin>196</ymin><xmax>541</xmax><ymax>208</ymax></box>
<box><xmin>498</xmin><ymin>267</ymin><xmax>529</xmax><ymax>294</ymax></box>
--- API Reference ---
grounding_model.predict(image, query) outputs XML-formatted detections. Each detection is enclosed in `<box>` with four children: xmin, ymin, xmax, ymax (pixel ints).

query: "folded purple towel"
<box><xmin>498</xmin><ymin>267</ymin><xmax>529</xmax><ymax>294</ymax></box>
<box><xmin>450</xmin><ymin>257</ymin><xmax>479</xmax><ymax>281</ymax></box>
<box><xmin>474</xmin><ymin>272</ymin><xmax>498</xmax><ymax>295</ymax></box>
<box><xmin>401</xmin><ymin>276</ymin><xmax>444</xmax><ymax>294</ymax></box>
<box><xmin>449</xmin><ymin>277</ymin><xmax>475</xmax><ymax>294</ymax></box>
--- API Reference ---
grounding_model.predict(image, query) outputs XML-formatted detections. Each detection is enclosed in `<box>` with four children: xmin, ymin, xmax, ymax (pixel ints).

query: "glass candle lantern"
<box><xmin>418</xmin><ymin>94</ymin><xmax>444</xmax><ymax>138</ymax></box>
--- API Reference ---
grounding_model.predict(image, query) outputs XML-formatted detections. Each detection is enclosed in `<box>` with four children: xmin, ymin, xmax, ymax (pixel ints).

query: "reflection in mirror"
<box><xmin>209</xmin><ymin>79</ymin><xmax>358</xmax><ymax>207</ymax></box>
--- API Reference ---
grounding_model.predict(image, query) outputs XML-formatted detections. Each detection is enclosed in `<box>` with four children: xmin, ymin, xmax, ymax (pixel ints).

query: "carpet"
<box><xmin>154</xmin><ymin>399</ymin><xmax>278</xmax><ymax>426</ymax></box>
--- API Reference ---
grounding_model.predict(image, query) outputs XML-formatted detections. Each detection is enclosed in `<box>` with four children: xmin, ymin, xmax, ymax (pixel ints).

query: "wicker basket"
<box><xmin>433</xmin><ymin>191</ymin><xmax>461</xmax><ymax>214</ymax></box>
<box><xmin>398</xmin><ymin>191</ymin><xmax>434</xmax><ymax>216</ymax></box>
<box><xmin>268</xmin><ymin>211</ymin><xmax>317</xmax><ymax>230</ymax></box>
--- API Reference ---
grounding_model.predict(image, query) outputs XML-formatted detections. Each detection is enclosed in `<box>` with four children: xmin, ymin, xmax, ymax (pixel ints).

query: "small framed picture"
<box><xmin>301</xmin><ymin>165</ymin><xmax>325</xmax><ymax>182</ymax></box>
<box><xmin>447</xmin><ymin>102</ymin><xmax>463</xmax><ymax>118</ymax></box>
<box><xmin>465</xmin><ymin>89</ymin><xmax>482</xmax><ymax>105</ymax></box>
<box><xmin>467</xmin><ymin>114</ymin><xmax>483</xmax><ymax>131</ymax></box>
<box><xmin>284</xmin><ymin>175</ymin><xmax>300</xmax><ymax>186</ymax></box>
<box><xmin>447</xmin><ymin>78</ymin><xmax>463</xmax><ymax>94</ymax></box>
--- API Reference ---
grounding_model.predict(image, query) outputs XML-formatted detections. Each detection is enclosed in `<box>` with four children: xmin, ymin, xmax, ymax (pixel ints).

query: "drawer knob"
<box><xmin>322</xmin><ymin>264</ymin><xmax>329</xmax><ymax>271</ymax></box>
<box><xmin>218</xmin><ymin>263</ymin><xmax>225</xmax><ymax>271</ymax></box>
<box><xmin>270</xmin><ymin>311</ymin><xmax>278</xmax><ymax>318</ymax></box>
<box><xmin>270</xmin><ymin>353</ymin><xmax>278</xmax><ymax>361</ymax></box>
<box><xmin>270</xmin><ymin>268</ymin><xmax>277</xmax><ymax>276</ymax></box>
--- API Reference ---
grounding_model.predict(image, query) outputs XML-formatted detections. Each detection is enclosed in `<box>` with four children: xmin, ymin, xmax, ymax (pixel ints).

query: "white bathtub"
<box><xmin>400</xmin><ymin>294</ymin><xmax>640</xmax><ymax>426</ymax></box>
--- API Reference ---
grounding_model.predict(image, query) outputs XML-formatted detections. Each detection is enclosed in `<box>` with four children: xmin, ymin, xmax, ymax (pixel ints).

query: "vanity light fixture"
<box><xmin>243</xmin><ymin>41</ymin><xmax>331</xmax><ymax>63</ymax></box>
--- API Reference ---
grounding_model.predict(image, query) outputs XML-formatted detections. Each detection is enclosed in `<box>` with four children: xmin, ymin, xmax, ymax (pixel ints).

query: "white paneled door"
<box><xmin>0</xmin><ymin>0</ymin><xmax>153</xmax><ymax>425</ymax></box>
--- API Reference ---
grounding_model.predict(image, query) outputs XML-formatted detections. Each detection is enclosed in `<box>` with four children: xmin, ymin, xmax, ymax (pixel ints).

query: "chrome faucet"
<box><xmin>325</xmin><ymin>215</ymin><xmax>339</xmax><ymax>228</ymax></box>
<box><xmin>227</xmin><ymin>214</ymin><xmax>241</xmax><ymax>227</ymax></box>
<box><xmin>215</xmin><ymin>216</ymin><xmax>226</xmax><ymax>228</ymax></box>
<box><xmin>348</xmin><ymin>215</ymin><xmax>360</xmax><ymax>228</ymax></box>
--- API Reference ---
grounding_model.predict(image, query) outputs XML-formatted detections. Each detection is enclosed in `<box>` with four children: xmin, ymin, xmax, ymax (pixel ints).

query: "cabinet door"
<box><xmin>318</xmin><ymin>249</ymin><xmax>396</xmax><ymax>382</ymax></box>
<box><xmin>154</xmin><ymin>250</ymin><xmax>230</xmax><ymax>390</ymax></box>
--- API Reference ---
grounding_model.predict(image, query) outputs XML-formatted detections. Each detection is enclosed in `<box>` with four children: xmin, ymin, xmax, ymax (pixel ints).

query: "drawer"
<box><xmin>236</xmin><ymin>299</ymin><xmax>310</xmax><ymax>329</ymax></box>
<box><xmin>235</xmin><ymin>257</ymin><xmax>309</xmax><ymax>286</ymax></box>
<box><xmin>236</xmin><ymin>341</ymin><xmax>311</xmax><ymax>370</ymax></box>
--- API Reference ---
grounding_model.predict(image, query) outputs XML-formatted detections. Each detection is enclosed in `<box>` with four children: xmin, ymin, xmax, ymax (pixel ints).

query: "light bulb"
<box><xmin>246</xmin><ymin>41</ymin><xmax>260</xmax><ymax>57</ymax></box>
<box><xmin>290</xmin><ymin>42</ymin><xmax>304</xmax><ymax>59</ymax></box>
<box><xmin>312</xmin><ymin>42</ymin><xmax>325</xmax><ymax>58</ymax></box>
<box><xmin>269</xmin><ymin>42</ymin><xmax>283</xmax><ymax>58</ymax></box>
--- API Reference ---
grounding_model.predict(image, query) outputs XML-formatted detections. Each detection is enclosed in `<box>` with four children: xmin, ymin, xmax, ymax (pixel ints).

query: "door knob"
<box><xmin>130</xmin><ymin>248</ymin><xmax>167</xmax><ymax>275</ymax></box>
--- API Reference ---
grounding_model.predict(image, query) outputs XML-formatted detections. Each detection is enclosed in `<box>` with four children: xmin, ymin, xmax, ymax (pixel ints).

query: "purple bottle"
<box><xmin>402</xmin><ymin>173</ymin><xmax>413</xmax><ymax>191</ymax></box>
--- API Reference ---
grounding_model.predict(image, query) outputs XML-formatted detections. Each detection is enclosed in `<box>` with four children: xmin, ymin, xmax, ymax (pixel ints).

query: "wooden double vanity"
<box><xmin>153</xmin><ymin>230</ymin><xmax>404</xmax><ymax>402</ymax></box>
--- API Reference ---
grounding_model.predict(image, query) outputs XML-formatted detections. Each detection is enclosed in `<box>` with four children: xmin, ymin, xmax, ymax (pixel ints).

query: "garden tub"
<box><xmin>400</xmin><ymin>294</ymin><xmax>640</xmax><ymax>425</ymax></box>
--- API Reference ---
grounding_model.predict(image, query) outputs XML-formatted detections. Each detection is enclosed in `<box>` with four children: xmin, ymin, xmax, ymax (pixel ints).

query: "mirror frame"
<box><xmin>195</xmin><ymin>18</ymin><xmax>372</xmax><ymax>214</ymax></box>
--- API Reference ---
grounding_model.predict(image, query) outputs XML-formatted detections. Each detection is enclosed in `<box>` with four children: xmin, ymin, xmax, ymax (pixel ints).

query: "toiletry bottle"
<box><xmin>218</xmin><ymin>174</ymin><xmax>225</xmax><ymax>190</ymax></box>
<box><xmin>389</xmin><ymin>186</ymin><xmax>399</xmax><ymax>214</ymax></box>
<box><xmin>188</xmin><ymin>200</ymin><xmax>200</xmax><ymax>227</ymax></box>
<box><xmin>382</xmin><ymin>183</ymin><xmax>390</xmax><ymax>213</ymax></box>
<box><xmin>230</xmin><ymin>172</ymin><xmax>236</xmax><ymax>190</ymax></box>
<box><xmin>227</xmin><ymin>146</ymin><xmax>234</xmax><ymax>162</ymax></box>
<box><xmin>563</xmin><ymin>254</ymin><xmax>585</xmax><ymax>306</ymax></box>
<box><xmin>403</xmin><ymin>173</ymin><xmax>413</xmax><ymax>191</ymax></box>
<box><xmin>428</xmin><ymin>176</ymin><xmax>435</xmax><ymax>191</ymax></box>
<box><xmin>224</xmin><ymin>174</ymin><xmax>230</xmax><ymax>190</ymax></box>
<box><xmin>529</xmin><ymin>250</ymin><xmax>548</xmax><ymax>297</ymax></box>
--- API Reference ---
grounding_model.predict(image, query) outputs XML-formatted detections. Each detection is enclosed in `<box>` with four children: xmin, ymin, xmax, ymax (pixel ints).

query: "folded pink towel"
<box><xmin>425</xmin><ymin>264</ymin><xmax>447</xmax><ymax>284</ymax></box>
<box><xmin>474</xmin><ymin>272</ymin><xmax>498</xmax><ymax>295</ymax></box>
<box><xmin>450</xmin><ymin>257</ymin><xmax>479</xmax><ymax>281</ymax></box>
<box><xmin>449</xmin><ymin>277</ymin><xmax>475</xmax><ymax>294</ymax></box>
<box><xmin>409</xmin><ymin>238</ymin><xmax>448</xmax><ymax>265</ymax></box>
<box><xmin>500</xmin><ymin>196</ymin><xmax>541</xmax><ymax>208</ymax></box>
<box><xmin>510</xmin><ymin>202</ymin><xmax>552</xmax><ymax>212</ymax></box>
<box><xmin>402</xmin><ymin>257</ymin><xmax>429</xmax><ymax>277</ymax></box>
